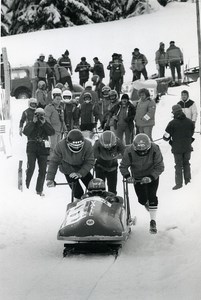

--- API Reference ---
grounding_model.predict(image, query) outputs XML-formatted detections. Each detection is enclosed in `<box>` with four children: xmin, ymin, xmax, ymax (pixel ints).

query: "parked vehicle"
<box><xmin>10</xmin><ymin>66</ymin><xmax>33</xmax><ymax>99</ymax></box>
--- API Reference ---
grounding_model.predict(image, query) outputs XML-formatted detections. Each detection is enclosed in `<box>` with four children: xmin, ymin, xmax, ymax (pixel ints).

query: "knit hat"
<box><xmin>121</xmin><ymin>94</ymin><xmax>129</xmax><ymax>101</ymax></box>
<box><xmin>170</xmin><ymin>41</ymin><xmax>175</xmax><ymax>44</ymax></box>
<box><xmin>172</xmin><ymin>104</ymin><xmax>182</xmax><ymax>114</ymax></box>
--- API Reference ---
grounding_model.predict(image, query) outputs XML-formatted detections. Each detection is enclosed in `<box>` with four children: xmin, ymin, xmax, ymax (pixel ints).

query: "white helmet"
<box><xmin>62</xmin><ymin>90</ymin><xmax>72</xmax><ymax>103</ymax></box>
<box><xmin>28</xmin><ymin>98</ymin><xmax>37</xmax><ymax>110</ymax></box>
<box><xmin>51</xmin><ymin>88</ymin><xmax>62</xmax><ymax>99</ymax></box>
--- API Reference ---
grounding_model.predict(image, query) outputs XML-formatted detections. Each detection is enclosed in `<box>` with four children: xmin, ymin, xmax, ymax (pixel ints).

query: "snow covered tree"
<box><xmin>1</xmin><ymin>0</ymin><xmax>12</xmax><ymax>36</ymax></box>
<box><xmin>2</xmin><ymin>0</ymin><xmax>171</xmax><ymax>36</ymax></box>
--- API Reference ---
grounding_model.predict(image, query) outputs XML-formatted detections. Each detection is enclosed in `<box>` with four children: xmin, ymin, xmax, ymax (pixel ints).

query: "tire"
<box><xmin>15</xmin><ymin>89</ymin><xmax>31</xmax><ymax>99</ymax></box>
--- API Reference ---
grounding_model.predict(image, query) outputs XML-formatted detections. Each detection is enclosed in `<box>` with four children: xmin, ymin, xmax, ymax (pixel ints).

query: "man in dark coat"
<box><xmin>90</xmin><ymin>57</ymin><xmax>105</xmax><ymax>82</ymax></box>
<box><xmin>23</xmin><ymin>108</ymin><xmax>55</xmax><ymax>196</ymax></box>
<box><xmin>163</xmin><ymin>104</ymin><xmax>195</xmax><ymax>190</ymax></box>
<box><xmin>75</xmin><ymin>57</ymin><xmax>91</xmax><ymax>87</ymax></box>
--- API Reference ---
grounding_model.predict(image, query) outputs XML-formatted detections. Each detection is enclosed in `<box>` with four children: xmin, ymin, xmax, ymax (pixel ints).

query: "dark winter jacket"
<box><xmin>120</xmin><ymin>143</ymin><xmax>164</xmax><ymax>181</ymax></box>
<box><xmin>177</xmin><ymin>99</ymin><xmax>198</xmax><ymax>123</ymax></box>
<box><xmin>163</xmin><ymin>112</ymin><xmax>194</xmax><ymax>154</ymax></box>
<box><xmin>93</xmin><ymin>138</ymin><xmax>125</xmax><ymax>172</ymax></box>
<box><xmin>80</xmin><ymin>102</ymin><xmax>99</xmax><ymax>124</ymax></box>
<box><xmin>63</xmin><ymin>103</ymin><xmax>80</xmax><ymax>130</ymax></box>
<box><xmin>108</xmin><ymin>61</ymin><xmax>125</xmax><ymax>80</ymax></box>
<box><xmin>47</xmin><ymin>57</ymin><xmax>57</xmax><ymax>78</ymax></box>
<box><xmin>19</xmin><ymin>108</ymin><xmax>35</xmax><ymax>129</ymax></box>
<box><xmin>23</xmin><ymin>120</ymin><xmax>55</xmax><ymax>155</ymax></box>
<box><xmin>57</xmin><ymin>56</ymin><xmax>72</xmax><ymax>73</ymax></box>
<box><xmin>109</xmin><ymin>101</ymin><xmax>136</xmax><ymax>130</ymax></box>
<box><xmin>91</xmin><ymin>61</ymin><xmax>105</xmax><ymax>80</ymax></box>
<box><xmin>46</xmin><ymin>138</ymin><xmax>95</xmax><ymax>179</ymax></box>
<box><xmin>75</xmin><ymin>61</ymin><xmax>91</xmax><ymax>80</ymax></box>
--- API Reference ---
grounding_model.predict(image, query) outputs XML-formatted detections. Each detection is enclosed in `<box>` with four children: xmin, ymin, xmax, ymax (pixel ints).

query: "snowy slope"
<box><xmin>1</xmin><ymin>2</ymin><xmax>201</xmax><ymax>300</ymax></box>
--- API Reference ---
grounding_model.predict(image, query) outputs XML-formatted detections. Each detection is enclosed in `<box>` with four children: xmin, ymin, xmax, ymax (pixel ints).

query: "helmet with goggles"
<box><xmin>99</xmin><ymin>130</ymin><xmax>116</xmax><ymax>149</ymax></box>
<box><xmin>83</xmin><ymin>92</ymin><xmax>92</xmax><ymax>102</ymax></box>
<box><xmin>88</xmin><ymin>178</ymin><xmax>105</xmax><ymax>192</ymax></box>
<box><xmin>66</xmin><ymin>129</ymin><xmax>84</xmax><ymax>153</ymax></box>
<box><xmin>108</xmin><ymin>90</ymin><xmax>118</xmax><ymax>102</ymax></box>
<box><xmin>133</xmin><ymin>134</ymin><xmax>151</xmax><ymax>156</ymax></box>
<box><xmin>62</xmin><ymin>90</ymin><xmax>72</xmax><ymax>103</ymax></box>
<box><xmin>102</xmin><ymin>86</ymin><xmax>111</xmax><ymax>98</ymax></box>
<box><xmin>51</xmin><ymin>88</ymin><xmax>62</xmax><ymax>99</ymax></box>
<box><xmin>28</xmin><ymin>98</ymin><xmax>37</xmax><ymax>110</ymax></box>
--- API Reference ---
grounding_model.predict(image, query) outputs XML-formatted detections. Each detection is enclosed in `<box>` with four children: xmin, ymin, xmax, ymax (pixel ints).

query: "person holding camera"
<box><xmin>23</xmin><ymin>108</ymin><xmax>55</xmax><ymax>196</ymax></box>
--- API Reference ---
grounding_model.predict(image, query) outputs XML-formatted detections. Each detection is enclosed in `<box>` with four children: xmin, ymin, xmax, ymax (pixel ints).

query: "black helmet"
<box><xmin>133</xmin><ymin>134</ymin><xmax>151</xmax><ymax>156</ymax></box>
<box><xmin>83</xmin><ymin>92</ymin><xmax>92</xmax><ymax>102</ymax></box>
<box><xmin>88</xmin><ymin>178</ymin><xmax>105</xmax><ymax>192</ymax></box>
<box><xmin>99</xmin><ymin>130</ymin><xmax>116</xmax><ymax>149</ymax></box>
<box><xmin>91</xmin><ymin>74</ymin><xmax>100</xmax><ymax>84</ymax></box>
<box><xmin>66</xmin><ymin>129</ymin><xmax>84</xmax><ymax>153</ymax></box>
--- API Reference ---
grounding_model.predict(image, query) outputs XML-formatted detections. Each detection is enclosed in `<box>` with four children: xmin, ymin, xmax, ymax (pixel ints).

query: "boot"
<box><xmin>172</xmin><ymin>184</ymin><xmax>182</xmax><ymax>190</ymax></box>
<box><xmin>150</xmin><ymin>220</ymin><xmax>157</xmax><ymax>234</ymax></box>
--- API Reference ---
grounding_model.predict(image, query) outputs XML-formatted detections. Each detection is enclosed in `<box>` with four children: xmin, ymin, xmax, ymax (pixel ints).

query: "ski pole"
<box><xmin>153</xmin><ymin>137</ymin><xmax>163</xmax><ymax>142</ymax></box>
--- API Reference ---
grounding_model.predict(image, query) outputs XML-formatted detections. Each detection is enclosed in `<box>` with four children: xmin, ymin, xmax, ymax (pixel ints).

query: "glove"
<box><xmin>126</xmin><ymin>176</ymin><xmax>135</xmax><ymax>183</ymax></box>
<box><xmin>69</xmin><ymin>172</ymin><xmax>82</xmax><ymax>179</ymax></box>
<box><xmin>19</xmin><ymin>128</ymin><xmax>23</xmax><ymax>136</ymax></box>
<box><xmin>180</xmin><ymin>60</ymin><xmax>184</xmax><ymax>65</ymax></box>
<box><xmin>140</xmin><ymin>177</ymin><xmax>152</xmax><ymax>184</ymax></box>
<box><xmin>47</xmin><ymin>180</ymin><xmax>55</xmax><ymax>187</ymax></box>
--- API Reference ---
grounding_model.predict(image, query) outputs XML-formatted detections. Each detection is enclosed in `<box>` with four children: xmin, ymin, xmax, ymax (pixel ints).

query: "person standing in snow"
<box><xmin>56</xmin><ymin>50</ymin><xmax>74</xmax><ymax>91</ymax></box>
<box><xmin>93</xmin><ymin>130</ymin><xmax>125</xmax><ymax>195</ymax></box>
<box><xmin>155</xmin><ymin>42</ymin><xmax>168</xmax><ymax>78</ymax></box>
<box><xmin>19</xmin><ymin>98</ymin><xmax>38</xmax><ymax>136</ymax></box>
<box><xmin>166</xmin><ymin>41</ymin><xmax>183</xmax><ymax>86</ymax></box>
<box><xmin>120</xmin><ymin>133</ymin><xmax>164</xmax><ymax>233</ymax></box>
<box><xmin>134</xmin><ymin>88</ymin><xmax>156</xmax><ymax>140</ymax></box>
<box><xmin>107</xmin><ymin>93</ymin><xmax>135</xmax><ymax>145</ymax></box>
<box><xmin>46</xmin><ymin>54</ymin><xmax>57</xmax><ymax>91</ymax></box>
<box><xmin>23</xmin><ymin>108</ymin><xmax>55</xmax><ymax>196</ymax></box>
<box><xmin>90</xmin><ymin>57</ymin><xmax>105</xmax><ymax>82</ymax></box>
<box><xmin>35</xmin><ymin>80</ymin><xmax>47</xmax><ymax>109</ymax></box>
<box><xmin>107</xmin><ymin>53</ymin><xmax>125</xmax><ymax>96</ymax></box>
<box><xmin>163</xmin><ymin>104</ymin><xmax>194</xmax><ymax>190</ymax></box>
<box><xmin>44</xmin><ymin>88</ymin><xmax>66</xmax><ymax>157</ymax></box>
<box><xmin>130</xmin><ymin>48</ymin><xmax>148</xmax><ymax>81</ymax></box>
<box><xmin>46</xmin><ymin>129</ymin><xmax>95</xmax><ymax>200</ymax></box>
<box><xmin>75</xmin><ymin>57</ymin><xmax>91</xmax><ymax>87</ymax></box>
<box><xmin>177</xmin><ymin>90</ymin><xmax>198</xmax><ymax>125</ymax></box>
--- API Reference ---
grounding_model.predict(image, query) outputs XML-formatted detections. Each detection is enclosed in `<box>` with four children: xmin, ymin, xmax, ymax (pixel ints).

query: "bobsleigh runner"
<box><xmin>56</xmin><ymin>178</ymin><xmax>135</xmax><ymax>257</ymax></box>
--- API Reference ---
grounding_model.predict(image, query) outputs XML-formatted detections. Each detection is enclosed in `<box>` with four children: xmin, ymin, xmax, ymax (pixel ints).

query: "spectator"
<box><xmin>93</xmin><ymin>130</ymin><xmax>125</xmax><ymax>194</ymax></box>
<box><xmin>79</xmin><ymin>81</ymin><xmax>99</xmax><ymax>105</ymax></box>
<box><xmin>33</xmin><ymin>53</ymin><xmax>50</xmax><ymax>85</ymax></box>
<box><xmin>135</xmin><ymin>88</ymin><xmax>156</xmax><ymax>140</ymax></box>
<box><xmin>44</xmin><ymin>88</ymin><xmax>66</xmax><ymax>157</ymax></box>
<box><xmin>62</xmin><ymin>90</ymin><xmax>80</xmax><ymax>132</ymax></box>
<box><xmin>75</xmin><ymin>57</ymin><xmax>91</xmax><ymax>87</ymax></box>
<box><xmin>79</xmin><ymin>92</ymin><xmax>99</xmax><ymax>132</ymax></box>
<box><xmin>35</xmin><ymin>80</ymin><xmax>47</xmax><ymax>109</ymax></box>
<box><xmin>90</xmin><ymin>57</ymin><xmax>105</xmax><ymax>82</ymax></box>
<box><xmin>130</xmin><ymin>48</ymin><xmax>148</xmax><ymax>81</ymax></box>
<box><xmin>163</xmin><ymin>104</ymin><xmax>195</xmax><ymax>190</ymax></box>
<box><xmin>56</xmin><ymin>50</ymin><xmax>74</xmax><ymax>91</ymax></box>
<box><xmin>19</xmin><ymin>98</ymin><xmax>37</xmax><ymax>136</ymax></box>
<box><xmin>46</xmin><ymin>129</ymin><xmax>95</xmax><ymax>200</ymax></box>
<box><xmin>177</xmin><ymin>90</ymin><xmax>198</xmax><ymax>124</ymax></box>
<box><xmin>103</xmin><ymin>89</ymin><xmax>119</xmax><ymax>132</ymax></box>
<box><xmin>46</xmin><ymin>54</ymin><xmax>57</xmax><ymax>91</ymax></box>
<box><xmin>107</xmin><ymin>53</ymin><xmax>125</xmax><ymax>96</ymax></box>
<box><xmin>120</xmin><ymin>133</ymin><xmax>164</xmax><ymax>234</ymax></box>
<box><xmin>108</xmin><ymin>93</ymin><xmax>135</xmax><ymax>145</ymax></box>
<box><xmin>155</xmin><ymin>42</ymin><xmax>168</xmax><ymax>78</ymax></box>
<box><xmin>166</xmin><ymin>41</ymin><xmax>183</xmax><ymax>86</ymax></box>
<box><xmin>23</xmin><ymin>108</ymin><xmax>55</xmax><ymax>196</ymax></box>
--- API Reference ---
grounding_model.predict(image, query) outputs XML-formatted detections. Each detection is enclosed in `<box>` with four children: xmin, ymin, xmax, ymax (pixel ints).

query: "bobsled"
<box><xmin>57</xmin><ymin>180</ymin><xmax>132</xmax><ymax>247</ymax></box>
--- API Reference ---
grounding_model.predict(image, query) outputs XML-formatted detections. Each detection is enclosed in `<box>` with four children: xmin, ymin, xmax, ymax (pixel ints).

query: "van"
<box><xmin>10</xmin><ymin>66</ymin><xmax>33</xmax><ymax>99</ymax></box>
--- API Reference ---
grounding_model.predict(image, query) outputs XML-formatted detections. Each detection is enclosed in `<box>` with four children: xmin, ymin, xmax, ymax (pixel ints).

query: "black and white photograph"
<box><xmin>1</xmin><ymin>0</ymin><xmax>201</xmax><ymax>299</ymax></box>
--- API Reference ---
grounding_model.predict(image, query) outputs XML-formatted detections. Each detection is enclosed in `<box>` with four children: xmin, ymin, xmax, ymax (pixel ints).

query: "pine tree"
<box><xmin>2</xmin><ymin>0</ymin><xmax>168</xmax><ymax>36</ymax></box>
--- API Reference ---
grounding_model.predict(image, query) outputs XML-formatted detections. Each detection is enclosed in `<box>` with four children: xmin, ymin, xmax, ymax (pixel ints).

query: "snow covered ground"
<box><xmin>1</xmin><ymin>2</ymin><xmax>201</xmax><ymax>300</ymax></box>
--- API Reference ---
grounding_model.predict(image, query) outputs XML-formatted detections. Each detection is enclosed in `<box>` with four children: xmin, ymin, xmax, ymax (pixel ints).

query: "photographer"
<box><xmin>23</xmin><ymin>108</ymin><xmax>55</xmax><ymax>196</ymax></box>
